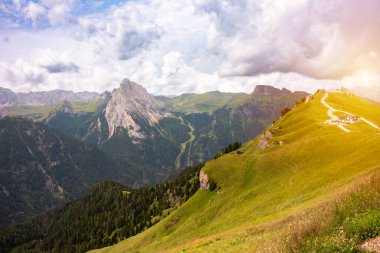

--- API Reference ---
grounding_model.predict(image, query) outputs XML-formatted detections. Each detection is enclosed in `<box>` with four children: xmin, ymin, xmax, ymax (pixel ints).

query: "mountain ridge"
<box><xmin>0</xmin><ymin>87</ymin><xmax>100</xmax><ymax>108</ymax></box>
<box><xmin>90</xmin><ymin>90</ymin><xmax>380</xmax><ymax>253</ymax></box>
<box><xmin>2</xmin><ymin>79</ymin><xmax>309</xmax><ymax>185</ymax></box>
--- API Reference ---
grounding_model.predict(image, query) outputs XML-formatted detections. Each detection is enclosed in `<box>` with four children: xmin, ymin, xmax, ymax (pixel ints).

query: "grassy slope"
<box><xmin>327</xmin><ymin>92</ymin><xmax>380</xmax><ymax>126</ymax></box>
<box><xmin>91</xmin><ymin>91</ymin><xmax>379</xmax><ymax>252</ymax></box>
<box><xmin>160</xmin><ymin>92</ymin><xmax>251</xmax><ymax>113</ymax></box>
<box><xmin>6</xmin><ymin>99</ymin><xmax>103</xmax><ymax>120</ymax></box>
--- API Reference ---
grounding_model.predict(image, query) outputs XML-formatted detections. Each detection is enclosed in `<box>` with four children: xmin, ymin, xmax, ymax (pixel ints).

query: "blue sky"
<box><xmin>0</xmin><ymin>0</ymin><xmax>380</xmax><ymax>94</ymax></box>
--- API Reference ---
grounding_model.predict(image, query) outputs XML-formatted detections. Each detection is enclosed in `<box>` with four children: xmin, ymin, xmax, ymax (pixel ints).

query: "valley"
<box><xmin>2</xmin><ymin>2</ymin><xmax>379</xmax><ymax>253</ymax></box>
<box><xmin>0</xmin><ymin>88</ymin><xmax>379</xmax><ymax>253</ymax></box>
<box><xmin>174</xmin><ymin>116</ymin><xmax>196</xmax><ymax>170</ymax></box>
<box><xmin>0</xmin><ymin>80</ymin><xmax>307</xmax><ymax>228</ymax></box>
<box><xmin>89</xmin><ymin>90</ymin><xmax>380</xmax><ymax>253</ymax></box>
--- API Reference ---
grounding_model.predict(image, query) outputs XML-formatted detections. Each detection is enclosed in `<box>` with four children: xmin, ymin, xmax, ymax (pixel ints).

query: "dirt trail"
<box><xmin>321</xmin><ymin>93</ymin><xmax>350</xmax><ymax>132</ymax></box>
<box><xmin>321</xmin><ymin>92</ymin><xmax>380</xmax><ymax>132</ymax></box>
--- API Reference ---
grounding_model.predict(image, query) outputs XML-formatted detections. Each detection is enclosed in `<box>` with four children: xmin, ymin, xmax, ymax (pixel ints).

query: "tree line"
<box><xmin>0</xmin><ymin>164</ymin><xmax>204</xmax><ymax>253</ymax></box>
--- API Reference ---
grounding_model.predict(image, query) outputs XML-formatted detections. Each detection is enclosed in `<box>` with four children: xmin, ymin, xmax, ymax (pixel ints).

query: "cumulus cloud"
<box><xmin>45</xmin><ymin>0</ymin><xmax>75</xmax><ymax>25</ymax></box>
<box><xmin>1</xmin><ymin>0</ymin><xmax>380</xmax><ymax>94</ymax></box>
<box><xmin>215</xmin><ymin>0</ymin><xmax>380</xmax><ymax>80</ymax></box>
<box><xmin>0</xmin><ymin>0</ymin><xmax>76</xmax><ymax>27</ymax></box>
<box><xmin>23</xmin><ymin>1</ymin><xmax>46</xmax><ymax>27</ymax></box>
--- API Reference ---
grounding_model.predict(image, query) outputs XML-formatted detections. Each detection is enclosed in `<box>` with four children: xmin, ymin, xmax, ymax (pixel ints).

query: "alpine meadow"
<box><xmin>0</xmin><ymin>1</ymin><xmax>380</xmax><ymax>253</ymax></box>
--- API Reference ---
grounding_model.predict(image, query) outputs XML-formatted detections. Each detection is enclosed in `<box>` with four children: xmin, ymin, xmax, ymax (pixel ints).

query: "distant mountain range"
<box><xmin>0</xmin><ymin>87</ymin><xmax>100</xmax><ymax>108</ymax></box>
<box><xmin>0</xmin><ymin>79</ymin><xmax>308</xmax><ymax>227</ymax></box>
<box><xmin>41</xmin><ymin>79</ymin><xmax>308</xmax><ymax>183</ymax></box>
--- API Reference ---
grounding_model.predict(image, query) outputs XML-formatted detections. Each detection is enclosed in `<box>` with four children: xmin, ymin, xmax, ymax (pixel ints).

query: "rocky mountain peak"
<box><xmin>105</xmin><ymin>78</ymin><xmax>167</xmax><ymax>140</ymax></box>
<box><xmin>119</xmin><ymin>78</ymin><xmax>151</xmax><ymax>98</ymax></box>
<box><xmin>252</xmin><ymin>85</ymin><xmax>292</xmax><ymax>96</ymax></box>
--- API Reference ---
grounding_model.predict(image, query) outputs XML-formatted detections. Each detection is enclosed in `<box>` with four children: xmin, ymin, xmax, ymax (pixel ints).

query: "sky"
<box><xmin>1</xmin><ymin>0</ymin><xmax>380</xmax><ymax>95</ymax></box>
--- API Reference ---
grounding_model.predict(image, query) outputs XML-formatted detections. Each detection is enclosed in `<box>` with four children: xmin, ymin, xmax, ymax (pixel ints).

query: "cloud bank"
<box><xmin>0</xmin><ymin>0</ymin><xmax>379</xmax><ymax>94</ymax></box>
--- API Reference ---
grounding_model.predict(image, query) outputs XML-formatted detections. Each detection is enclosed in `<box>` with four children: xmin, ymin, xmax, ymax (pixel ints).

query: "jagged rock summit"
<box><xmin>105</xmin><ymin>78</ymin><xmax>167</xmax><ymax>139</ymax></box>
<box><xmin>252</xmin><ymin>85</ymin><xmax>292</xmax><ymax>96</ymax></box>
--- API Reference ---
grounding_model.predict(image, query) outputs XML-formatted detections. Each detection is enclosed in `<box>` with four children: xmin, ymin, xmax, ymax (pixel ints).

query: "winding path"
<box><xmin>321</xmin><ymin>92</ymin><xmax>380</xmax><ymax>132</ymax></box>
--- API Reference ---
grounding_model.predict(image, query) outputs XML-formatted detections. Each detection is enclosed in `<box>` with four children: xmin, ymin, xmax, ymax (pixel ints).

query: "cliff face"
<box><xmin>252</xmin><ymin>85</ymin><xmax>292</xmax><ymax>96</ymax></box>
<box><xmin>199</xmin><ymin>170</ymin><xmax>210</xmax><ymax>190</ymax></box>
<box><xmin>105</xmin><ymin>78</ymin><xmax>167</xmax><ymax>140</ymax></box>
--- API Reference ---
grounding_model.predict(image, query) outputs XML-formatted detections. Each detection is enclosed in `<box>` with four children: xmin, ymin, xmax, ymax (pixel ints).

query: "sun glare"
<box><xmin>353</xmin><ymin>70</ymin><xmax>376</xmax><ymax>86</ymax></box>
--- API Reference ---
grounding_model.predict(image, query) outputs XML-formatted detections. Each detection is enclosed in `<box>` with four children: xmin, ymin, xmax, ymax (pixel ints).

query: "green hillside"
<box><xmin>0</xmin><ymin>117</ymin><xmax>130</xmax><ymax>228</ymax></box>
<box><xmin>0</xmin><ymin>165</ymin><xmax>203</xmax><ymax>253</ymax></box>
<box><xmin>6</xmin><ymin>99</ymin><xmax>104</xmax><ymax>121</ymax></box>
<box><xmin>45</xmin><ymin>89</ymin><xmax>306</xmax><ymax>185</ymax></box>
<box><xmin>91</xmin><ymin>91</ymin><xmax>380</xmax><ymax>252</ymax></box>
<box><xmin>159</xmin><ymin>91</ymin><xmax>251</xmax><ymax>113</ymax></box>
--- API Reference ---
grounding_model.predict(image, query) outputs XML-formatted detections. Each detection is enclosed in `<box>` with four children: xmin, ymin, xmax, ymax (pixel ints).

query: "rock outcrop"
<box><xmin>258</xmin><ymin>131</ymin><xmax>273</xmax><ymax>151</ymax></box>
<box><xmin>105</xmin><ymin>78</ymin><xmax>167</xmax><ymax>139</ymax></box>
<box><xmin>199</xmin><ymin>170</ymin><xmax>210</xmax><ymax>190</ymax></box>
<box><xmin>0</xmin><ymin>87</ymin><xmax>17</xmax><ymax>107</ymax></box>
<box><xmin>252</xmin><ymin>85</ymin><xmax>292</xmax><ymax>96</ymax></box>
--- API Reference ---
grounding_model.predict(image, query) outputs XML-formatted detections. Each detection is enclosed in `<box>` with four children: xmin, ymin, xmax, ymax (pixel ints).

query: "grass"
<box><xmin>286</xmin><ymin>173</ymin><xmax>380</xmax><ymax>252</ymax></box>
<box><xmin>71</xmin><ymin>99</ymin><xmax>104</xmax><ymax>113</ymax></box>
<box><xmin>160</xmin><ymin>92</ymin><xmax>251</xmax><ymax>113</ymax></box>
<box><xmin>327</xmin><ymin>93</ymin><xmax>380</xmax><ymax>126</ymax></box>
<box><xmin>6</xmin><ymin>99</ymin><xmax>104</xmax><ymax>121</ymax></box>
<box><xmin>90</xmin><ymin>91</ymin><xmax>380</xmax><ymax>253</ymax></box>
<box><xmin>7</xmin><ymin>104</ymin><xmax>61</xmax><ymax>121</ymax></box>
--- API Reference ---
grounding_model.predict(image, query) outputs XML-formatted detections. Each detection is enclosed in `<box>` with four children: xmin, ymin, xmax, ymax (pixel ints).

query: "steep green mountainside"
<box><xmin>44</xmin><ymin>83</ymin><xmax>308</xmax><ymax>185</ymax></box>
<box><xmin>0</xmin><ymin>164</ymin><xmax>203</xmax><ymax>253</ymax></box>
<box><xmin>158</xmin><ymin>91</ymin><xmax>251</xmax><ymax>113</ymax></box>
<box><xmin>92</xmin><ymin>91</ymin><xmax>380</xmax><ymax>253</ymax></box>
<box><xmin>0</xmin><ymin>117</ymin><xmax>133</xmax><ymax>228</ymax></box>
<box><xmin>1</xmin><ymin>81</ymin><xmax>307</xmax><ymax>186</ymax></box>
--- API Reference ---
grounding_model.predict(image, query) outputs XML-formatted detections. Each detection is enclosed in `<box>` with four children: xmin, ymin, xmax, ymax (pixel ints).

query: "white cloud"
<box><xmin>215</xmin><ymin>0</ymin><xmax>380</xmax><ymax>80</ymax></box>
<box><xmin>1</xmin><ymin>0</ymin><xmax>380</xmax><ymax>95</ymax></box>
<box><xmin>23</xmin><ymin>2</ymin><xmax>46</xmax><ymax>27</ymax></box>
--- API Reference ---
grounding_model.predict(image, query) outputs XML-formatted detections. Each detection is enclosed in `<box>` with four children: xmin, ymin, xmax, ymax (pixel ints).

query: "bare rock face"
<box><xmin>105</xmin><ymin>78</ymin><xmax>167</xmax><ymax>139</ymax></box>
<box><xmin>361</xmin><ymin>237</ymin><xmax>380</xmax><ymax>253</ymax></box>
<box><xmin>199</xmin><ymin>170</ymin><xmax>210</xmax><ymax>190</ymax></box>
<box><xmin>252</xmin><ymin>85</ymin><xmax>291</xmax><ymax>96</ymax></box>
<box><xmin>258</xmin><ymin>131</ymin><xmax>273</xmax><ymax>151</ymax></box>
<box><xmin>0</xmin><ymin>87</ymin><xmax>17</xmax><ymax>107</ymax></box>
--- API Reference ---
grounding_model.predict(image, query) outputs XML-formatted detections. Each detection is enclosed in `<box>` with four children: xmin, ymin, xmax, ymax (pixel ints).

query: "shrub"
<box><xmin>280</xmin><ymin>107</ymin><xmax>291</xmax><ymax>117</ymax></box>
<box><xmin>209</xmin><ymin>179</ymin><xmax>218</xmax><ymax>191</ymax></box>
<box><xmin>343</xmin><ymin>210</ymin><xmax>380</xmax><ymax>242</ymax></box>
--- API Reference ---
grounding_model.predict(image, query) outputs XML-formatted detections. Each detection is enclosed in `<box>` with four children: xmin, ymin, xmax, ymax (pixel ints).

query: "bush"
<box><xmin>343</xmin><ymin>210</ymin><xmax>380</xmax><ymax>242</ymax></box>
<box><xmin>280</xmin><ymin>107</ymin><xmax>291</xmax><ymax>117</ymax></box>
<box><xmin>214</xmin><ymin>142</ymin><xmax>242</xmax><ymax>159</ymax></box>
<box><xmin>209</xmin><ymin>179</ymin><xmax>218</xmax><ymax>191</ymax></box>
